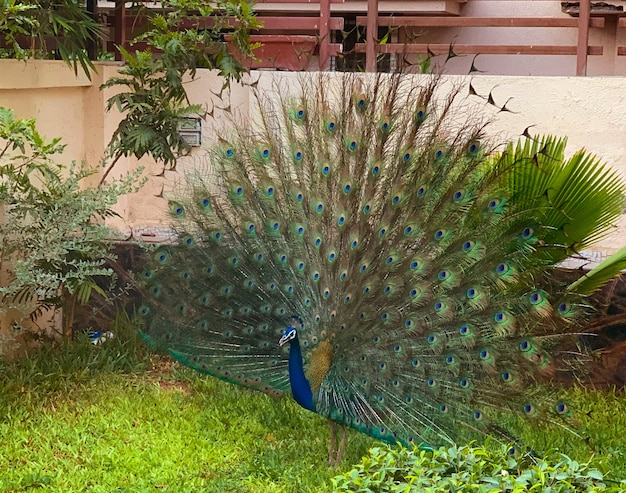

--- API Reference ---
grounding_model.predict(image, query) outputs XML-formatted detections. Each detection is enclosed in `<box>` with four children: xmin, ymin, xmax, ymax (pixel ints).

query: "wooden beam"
<box><xmin>355</xmin><ymin>16</ymin><xmax>605</xmax><ymax>28</ymax></box>
<box><xmin>354</xmin><ymin>43</ymin><xmax>603</xmax><ymax>56</ymax></box>
<box><xmin>113</xmin><ymin>0</ymin><xmax>126</xmax><ymax>61</ymax></box>
<box><xmin>177</xmin><ymin>16</ymin><xmax>344</xmax><ymax>31</ymax></box>
<box><xmin>577</xmin><ymin>0</ymin><xmax>591</xmax><ymax>75</ymax></box>
<box><xmin>366</xmin><ymin>0</ymin><xmax>378</xmax><ymax>72</ymax></box>
<box><xmin>319</xmin><ymin>0</ymin><xmax>331</xmax><ymax>70</ymax></box>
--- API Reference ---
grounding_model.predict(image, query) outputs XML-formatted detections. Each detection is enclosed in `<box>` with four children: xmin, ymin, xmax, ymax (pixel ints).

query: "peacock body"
<box><xmin>138</xmin><ymin>72</ymin><xmax>626</xmax><ymax>454</ymax></box>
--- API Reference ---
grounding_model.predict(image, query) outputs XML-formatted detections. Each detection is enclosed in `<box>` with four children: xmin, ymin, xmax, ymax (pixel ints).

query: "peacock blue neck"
<box><xmin>287</xmin><ymin>335</ymin><xmax>316</xmax><ymax>412</ymax></box>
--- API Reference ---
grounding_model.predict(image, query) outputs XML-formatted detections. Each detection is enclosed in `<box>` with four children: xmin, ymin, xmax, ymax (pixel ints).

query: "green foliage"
<box><xmin>0</xmin><ymin>0</ymin><xmax>103</xmax><ymax>78</ymax></box>
<box><xmin>0</xmin><ymin>107</ymin><xmax>142</xmax><ymax>335</ymax></box>
<box><xmin>332</xmin><ymin>443</ymin><xmax>626</xmax><ymax>492</ymax></box>
<box><xmin>101</xmin><ymin>0</ymin><xmax>260</xmax><ymax>173</ymax></box>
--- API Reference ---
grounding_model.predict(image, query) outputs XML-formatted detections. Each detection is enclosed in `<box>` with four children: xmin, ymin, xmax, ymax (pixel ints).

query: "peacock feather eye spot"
<box><xmin>434</xmin><ymin>229</ymin><xmax>445</xmax><ymax>240</ymax></box>
<box><xmin>440</xmin><ymin>404</ymin><xmax>448</xmax><ymax>413</ymax></box>
<box><xmin>519</xmin><ymin>339</ymin><xmax>531</xmax><ymax>352</ymax></box>
<box><xmin>297</xmin><ymin>226</ymin><xmax>304</xmax><ymax>235</ymax></box>
<box><xmin>488</xmin><ymin>198</ymin><xmax>500</xmax><ymax>209</ymax></box>
<box><xmin>379</xmin><ymin>228</ymin><xmax>387</xmax><ymax>237</ymax></box>
<box><xmin>473</xmin><ymin>411</ymin><xmax>483</xmax><ymax>421</ymax></box>
<box><xmin>315</xmin><ymin>315</ymin><xmax>321</xmax><ymax>323</ymax></box>
<box><xmin>435</xmin><ymin>149</ymin><xmax>444</xmax><ymax>159</ymax></box>
<box><xmin>378</xmin><ymin>363</ymin><xmax>386</xmax><ymax>371</ymax></box>
<box><xmin>363</xmin><ymin>286</ymin><xmax>370</xmax><ymax>294</ymax></box>
<box><xmin>267</xmin><ymin>187</ymin><xmax>274</xmax><ymax>195</ymax></box>
<box><xmin>256</xmin><ymin>253</ymin><xmax>264</xmax><ymax>261</ymax></box>
<box><xmin>496</xmin><ymin>263</ymin><xmax>508</xmax><ymax>274</ymax></box>
<box><xmin>202</xmin><ymin>198</ymin><xmax>210</xmax><ymax>207</ymax></box>
<box><xmin>410</xmin><ymin>289</ymin><xmax>418</xmax><ymax>297</ymax></box>
<box><xmin>530</xmin><ymin>291</ymin><xmax>542</xmax><ymax>304</ymax></box>
<box><xmin>312</xmin><ymin>272</ymin><xmax>320</xmax><ymax>281</ymax></box>
<box><xmin>273</xmin><ymin>222</ymin><xmax>280</xmax><ymax>230</ymax></box>
<box><xmin>417</xmin><ymin>185</ymin><xmax>427</xmax><ymax>196</ymax></box>
<box><xmin>392</xmin><ymin>379</ymin><xmax>400</xmax><ymax>387</ymax></box>
<box><xmin>403</xmin><ymin>151</ymin><xmax>412</xmax><ymax>162</ymax></box>
<box><xmin>372</xmin><ymin>165</ymin><xmax>380</xmax><ymax>175</ymax></box>
<box><xmin>405</xmin><ymin>319</ymin><xmax>414</xmax><ymax>328</ymax></box>
<box><xmin>344</xmin><ymin>295</ymin><xmax>351</xmax><ymax>303</ymax></box>
<box><xmin>327</xmin><ymin>121</ymin><xmax>335</xmax><ymax>131</ymax></box>
<box><xmin>295</xmin><ymin>151</ymin><xmax>303</xmax><ymax>160</ymax></box>
<box><xmin>322</xmin><ymin>165</ymin><xmax>330</xmax><ymax>175</ymax></box>
<box><xmin>393</xmin><ymin>344</ymin><xmax>401</xmax><ymax>353</ymax></box>
<box><xmin>373</xmin><ymin>335</ymin><xmax>380</xmax><ymax>343</ymax></box>
<box><xmin>348</xmin><ymin>140</ymin><xmax>357</xmax><ymax>150</ymax></box>
<box><xmin>344</xmin><ymin>184</ymin><xmax>351</xmax><ymax>193</ymax></box>
<box><xmin>384</xmin><ymin>285</ymin><xmax>391</xmax><ymax>294</ymax></box>
<box><xmin>467</xmin><ymin>288</ymin><xmax>477</xmax><ymax>299</ymax></box>
<box><xmin>315</xmin><ymin>238</ymin><xmax>322</xmax><ymax>247</ymax></box>
<box><xmin>351</xmin><ymin>239</ymin><xmax>359</xmax><ymax>249</ymax></box>
<box><xmin>462</xmin><ymin>240</ymin><xmax>475</xmax><ymax>252</ymax></box>
<box><xmin>404</xmin><ymin>226</ymin><xmax>413</xmax><ymax>234</ymax></box>
<box><xmin>522</xmin><ymin>226</ymin><xmax>534</xmax><ymax>239</ymax></box>
<box><xmin>225</xmin><ymin>148</ymin><xmax>234</xmax><ymax>157</ymax></box>
<box><xmin>523</xmin><ymin>403</ymin><xmax>535</xmax><ymax>416</ymax></box>
<box><xmin>262</xmin><ymin>148</ymin><xmax>270</xmax><ymax>158</ymax></box>
<box><xmin>427</xmin><ymin>378</ymin><xmax>436</xmax><ymax>387</ymax></box>
<box><xmin>236</xmin><ymin>187</ymin><xmax>243</xmax><ymax>195</ymax></box>
<box><xmin>460</xmin><ymin>324</ymin><xmax>470</xmax><ymax>335</ymax></box>
<box><xmin>381</xmin><ymin>121</ymin><xmax>389</xmax><ymax>131</ymax></box>
<box><xmin>214</xmin><ymin>232</ymin><xmax>222</xmax><ymax>240</ymax></box>
<box><xmin>411</xmin><ymin>358</ymin><xmax>420</xmax><ymax>368</ymax></box>
<box><xmin>495</xmin><ymin>312</ymin><xmax>506</xmax><ymax>323</ymax></box>
<box><xmin>297</xmin><ymin>109</ymin><xmax>304</xmax><ymax>119</ymax></box>
<box><xmin>317</xmin><ymin>203</ymin><xmax>324</xmax><ymax>212</ymax></box>
<box><xmin>338</xmin><ymin>215</ymin><xmax>345</xmax><ymax>226</ymax></box>
<box><xmin>479</xmin><ymin>349</ymin><xmax>490</xmax><ymax>360</ymax></box>
<box><xmin>556</xmin><ymin>402</ymin><xmax>568</xmax><ymax>414</ymax></box>
<box><xmin>296</xmin><ymin>193</ymin><xmax>303</xmax><ymax>201</ymax></box>
<box><xmin>460</xmin><ymin>378</ymin><xmax>470</xmax><ymax>389</ymax></box>
<box><xmin>427</xmin><ymin>334</ymin><xmax>437</xmax><ymax>344</ymax></box>
<box><xmin>502</xmin><ymin>371</ymin><xmax>513</xmax><ymax>382</ymax></box>
<box><xmin>438</xmin><ymin>270</ymin><xmax>449</xmax><ymax>280</ymax></box>
<box><xmin>340</xmin><ymin>271</ymin><xmax>347</xmax><ymax>281</ymax></box>
<box><xmin>446</xmin><ymin>355</ymin><xmax>455</xmax><ymax>365</ymax></box>
<box><xmin>248</xmin><ymin>224</ymin><xmax>255</xmax><ymax>232</ymax></box>
<box><xmin>453</xmin><ymin>189</ymin><xmax>465</xmax><ymax>201</ymax></box>
<box><xmin>434</xmin><ymin>301</ymin><xmax>444</xmax><ymax>311</ymax></box>
<box><xmin>328</xmin><ymin>252</ymin><xmax>336</xmax><ymax>261</ymax></box>
<box><xmin>381</xmin><ymin>312</ymin><xmax>388</xmax><ymax>321</ymax></box>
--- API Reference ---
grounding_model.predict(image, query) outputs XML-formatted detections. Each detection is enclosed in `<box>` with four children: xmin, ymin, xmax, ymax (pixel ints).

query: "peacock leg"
<box><xmin>335</xmin><ymin>424</ymin><xmax>349</xmax><ymax>465</ymax></box>
<box><xmin>327</xmin><ymin>419</ymin><xmax>338</xmax><ymax>466</ymax></box>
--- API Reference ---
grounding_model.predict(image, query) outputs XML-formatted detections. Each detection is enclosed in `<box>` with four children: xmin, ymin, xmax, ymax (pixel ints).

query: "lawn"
<box><xmin>0</xmin><ymin>329</ymin><xmax>625</xmax><ymax>492</ymax></box>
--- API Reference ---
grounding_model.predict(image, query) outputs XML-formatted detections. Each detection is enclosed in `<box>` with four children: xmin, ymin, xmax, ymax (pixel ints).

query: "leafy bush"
<box><xmin>0</xmin><ymin>107</ymin><xmax>142</xmax><ymax>340</ymax></box>
<box><xmin>332</xmin><ymin>442</ymin><xmax>626</xmax><ymax>492</ymax></box>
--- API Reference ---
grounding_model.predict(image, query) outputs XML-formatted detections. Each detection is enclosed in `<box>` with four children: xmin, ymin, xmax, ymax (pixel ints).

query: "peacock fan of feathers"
<box><xmin>137</xmin><ymin>72</ymin><xmax>626</xmax><ymax>457</ymax></box>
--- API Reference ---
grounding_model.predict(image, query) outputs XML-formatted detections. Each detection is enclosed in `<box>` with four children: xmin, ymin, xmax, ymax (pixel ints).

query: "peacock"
<box><xmin>137</xmin><ymin>71</ymin><xmax>626</xmax><ymax>465</ymax></box>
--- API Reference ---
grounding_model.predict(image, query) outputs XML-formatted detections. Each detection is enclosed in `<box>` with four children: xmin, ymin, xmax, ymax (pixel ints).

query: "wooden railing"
<box><xmin>359</xmin><ymin>0</ymin><xmax>597</xmax><ymax>74</ymax></box>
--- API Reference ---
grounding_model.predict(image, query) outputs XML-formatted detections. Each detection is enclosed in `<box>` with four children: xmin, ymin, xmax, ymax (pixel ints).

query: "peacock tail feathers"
<box><xmin>137</xmin><ymin>72</ymin><xmax>626</xmax><ymax>448</ymax></box>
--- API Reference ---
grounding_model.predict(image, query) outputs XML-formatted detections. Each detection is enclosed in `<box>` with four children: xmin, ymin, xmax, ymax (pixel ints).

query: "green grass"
<box><xmin>0</xmin><ymin>328</ymin><xmax>625</xmax><ymax>492</ymax></box>
<box><xmin>0</xmin><ymin>331</ymin><xmax>374</xmax><ymax>492</ymax></box>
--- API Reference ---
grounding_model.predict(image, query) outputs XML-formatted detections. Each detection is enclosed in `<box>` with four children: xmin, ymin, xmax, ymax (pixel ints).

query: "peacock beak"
<box><xmin>279</xmin><ymin>328</ymin><xmax>297</xmax><ymax>346</ymax></box>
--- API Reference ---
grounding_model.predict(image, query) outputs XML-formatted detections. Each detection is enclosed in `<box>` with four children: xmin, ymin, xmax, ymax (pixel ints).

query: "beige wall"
<box><xmin>1</xmin><ymin>59</ymin><xmax>626</xmax><ymax>253</ymax></box>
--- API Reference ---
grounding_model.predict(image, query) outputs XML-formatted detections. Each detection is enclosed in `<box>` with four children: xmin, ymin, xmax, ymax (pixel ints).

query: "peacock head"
<box><xmin>279</xmin><ymin>326</ymin><xmax>297</xmax><ymax>346</ymax></box>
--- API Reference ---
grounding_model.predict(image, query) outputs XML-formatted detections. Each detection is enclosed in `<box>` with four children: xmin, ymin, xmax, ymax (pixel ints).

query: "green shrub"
<box><xmin>332</xmin><ymin>442</ymin><xmax>626</xmax><ymax>492</ymax></box>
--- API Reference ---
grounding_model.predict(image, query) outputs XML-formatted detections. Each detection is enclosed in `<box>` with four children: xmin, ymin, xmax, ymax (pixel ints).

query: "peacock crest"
<box><xmin>137</xmin><ymin>71</ymin><xmax>626</xmax><ymax>458</ymax></box>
